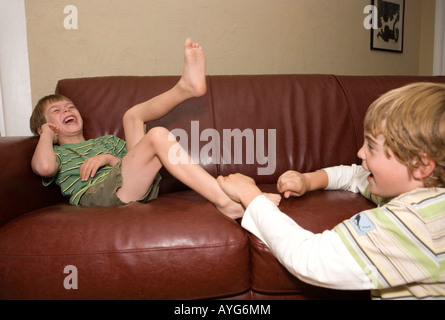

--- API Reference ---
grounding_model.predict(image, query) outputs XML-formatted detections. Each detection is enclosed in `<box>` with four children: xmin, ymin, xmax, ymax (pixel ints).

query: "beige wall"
<box><xmin>419</xmin><ymin>0</ymin><xmax>436</xmax><ymax>75</ymax></box>
<box><xmin>25</xmin><ymin>0</ymin><xmax>434</xmax><ymax>107</ymax></box>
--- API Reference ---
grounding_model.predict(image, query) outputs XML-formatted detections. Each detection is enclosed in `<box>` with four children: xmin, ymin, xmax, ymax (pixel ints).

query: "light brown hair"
<box><xmin>364</xmin><ymin>82</ymin><xmax>445</xmax><ymax>188</ymax></box>
<box><xmin>29</xmin><ymin>94</ymin><xmax>73</xmax><ymax>135</ymax></box>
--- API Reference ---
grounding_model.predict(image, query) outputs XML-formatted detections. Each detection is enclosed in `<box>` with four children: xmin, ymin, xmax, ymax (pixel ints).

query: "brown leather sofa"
<box><xmin>1</xmin><ymin>74</ymin><xmax>444</xmax><ymax>300</ymax></box>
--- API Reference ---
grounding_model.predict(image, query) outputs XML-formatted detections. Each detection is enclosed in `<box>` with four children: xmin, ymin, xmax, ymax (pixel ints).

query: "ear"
<box><xmin>412</xmin><ymin>154</ymin><xmax>436</xmax><ymax>180</ymax></box>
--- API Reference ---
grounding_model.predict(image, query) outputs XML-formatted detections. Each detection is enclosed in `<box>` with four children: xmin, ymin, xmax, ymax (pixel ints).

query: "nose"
<box><xmin>357</xmin><ymin>143</ymin><xmax>365</xmax><ymax>160</ymax></box>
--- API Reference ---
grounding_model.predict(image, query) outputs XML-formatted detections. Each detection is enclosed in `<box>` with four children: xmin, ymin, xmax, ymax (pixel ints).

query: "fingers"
<box><xmin>277</xmin><ymin>173</ymin><xmax>293</xmax><ymax>194</ymax></box>
<box><xmin>80</xmin><ymin>158</ymin><xmax>96</xmax><ymax>182</ymax></box>
<box><xmin>216</xmin><ymin>175</ymin><xmax>227</xmax><ymax>188</ymax></box>
<box><xmin>39</xmin><ymin>123</ymin><xmax>60</xmax><ymax>143</ymax></box>
<box><xmin>277</xmin><ymin>170</ymin><xmax>307</xmax><ymax>198</ymax></box>
<box><xmin>218</xmin><ymin>174</ymin><xmax>281</xmax><ymax>207</ymax></box>
<box><xmin>79</xmin><ymin>156</ymin><xmax>104</xmax><ymax>181</ymax></box>
<box><xmin>216</xmin><ymin>175</ymin><xmax>240</xmax><ymax>203</ymax></box>
<box><xmin>217</xmin><ymin>173</ymin><xmax>256</xmax><ymax>187</ymax></box>
<box><xmin>220</xmin><ymin>171</ymin><xmax>305</xmax><ymax>201</ymax></box>
<box><xmin>277</xmin><ymin>170</ymin><xmax>292</xmax><ymax>192</ymax></box>
<box><xmin>47</xmin><ymin>123</ymin><xmax>59</xmax><ymax>131</ymax></box>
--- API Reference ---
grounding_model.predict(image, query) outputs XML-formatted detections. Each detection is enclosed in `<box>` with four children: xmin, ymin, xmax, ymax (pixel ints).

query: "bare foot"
<box><xmin>177</xmin><ymin>38</ymin><xmax>207</xmax><ymax>98</ymax></box>
<box><xmin>216</xmin><ymin>198</ymin><xmax>245</xmax><ymax>220</ymax></box>
<box><xmin>263</xmin><ymin>193</ymin><xmax>282</xmax><ymax>206</ymax></box>
<box><xmin>216</xmin><ymin>193</ymin><xmax>281</xmax><ymax>219</ymax></box>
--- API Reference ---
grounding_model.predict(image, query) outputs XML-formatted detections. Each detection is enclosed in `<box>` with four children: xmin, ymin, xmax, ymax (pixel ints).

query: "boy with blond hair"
<box><xmin>217</xmin><ymin>82</ymin><xmax>445</xmax><ymax>299</ymax></box>
<box><xmin>29</xmin><ymin>38</ymin><xmax>280</xmax><ymax>216</ymax></box>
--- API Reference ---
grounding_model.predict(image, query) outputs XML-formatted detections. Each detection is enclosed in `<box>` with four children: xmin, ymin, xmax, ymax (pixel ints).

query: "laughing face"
<box><xmin>43</xmin><ymin>99</ymin><xmax>84</xmax><ymax>143</ymax></box>
<box><xmin>357</xmin><ymin>133</ymin><xmax>425</xmax><ymax>198</ymax></box>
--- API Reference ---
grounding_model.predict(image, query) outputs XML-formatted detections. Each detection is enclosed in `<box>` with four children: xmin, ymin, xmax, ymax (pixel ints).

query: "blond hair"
<box><xmin>29</xmin><ymin>94</ymin><xmax>73</xmax><ymax>135</ymax></box>
<box><xmin>364</xmin><ymin>82</ymin><xmax>445</xmax><ymax>188</ymax></box>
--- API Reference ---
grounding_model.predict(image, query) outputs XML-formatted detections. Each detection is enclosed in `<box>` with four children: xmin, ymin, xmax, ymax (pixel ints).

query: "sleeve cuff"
<box><xmin>241</xmin><ymin>195</ymin><xmax>272</xmax><ymax>246</ymax></box>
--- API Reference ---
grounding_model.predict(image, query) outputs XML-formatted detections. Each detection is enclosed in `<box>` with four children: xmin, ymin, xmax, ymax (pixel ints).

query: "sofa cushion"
<box><xmin>0</xmin><ymin>191</ymin><xmax>250</xmax><ymax>299</ymax></box>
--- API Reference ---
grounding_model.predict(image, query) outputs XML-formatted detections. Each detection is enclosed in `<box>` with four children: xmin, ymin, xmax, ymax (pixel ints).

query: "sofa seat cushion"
<box><xmin>250</xmin><ymin>186</ymin><xmax>375</xmax><ymax>299</ymax></box>
<box><xmin>0</xmin><ymin>191</ymin><xmax>250</xmax><ymax>300</ymax></box>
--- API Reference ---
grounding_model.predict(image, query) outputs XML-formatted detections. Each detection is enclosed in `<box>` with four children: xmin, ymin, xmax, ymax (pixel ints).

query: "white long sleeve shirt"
<box><xmin>242</xmin><ymin>165</ymin><xmax>445</xmax><ymax>299</ymax></box>
<box><xmin>243</xmin><ymin>195</ymin><xmax>375</xmax><ymax>289</ymax></box>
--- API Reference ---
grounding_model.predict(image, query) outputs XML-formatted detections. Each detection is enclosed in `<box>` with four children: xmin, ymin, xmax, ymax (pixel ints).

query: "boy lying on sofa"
<box><xmin>29</xmin><ymin>38</ymin><xmax>280</xmax><ymax>217</ymax></box>
<box><xmin>217</xmin><ymin>82</ymin><xmax>445</xmax><ymax>299</ymax></box>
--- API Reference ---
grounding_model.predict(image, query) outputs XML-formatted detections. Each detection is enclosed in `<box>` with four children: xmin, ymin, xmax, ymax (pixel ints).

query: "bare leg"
<box><xmin>118</xmin><ymin>127</ymin><xmax>245</xmax><ymax>218</ymax></box>
<box><xmin>123</xmin><ymin>38</ymin><xmax>206</xmax><ymax>150</ymax></box>
<box><xmin>118</xmin><ymin>38</ymin><xmax>243</xmax><ymax>218</ymax></box>
<box><xmin>118</xmin><ymin>38</ymin><xmax>280</xmax><ymax>218</ymax></box>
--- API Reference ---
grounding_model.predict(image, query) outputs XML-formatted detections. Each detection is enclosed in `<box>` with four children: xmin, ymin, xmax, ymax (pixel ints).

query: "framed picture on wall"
<box><xmin>371</xmin><ymin>0</ymin><xmax>405</xmax><ymax>53</ymax></box>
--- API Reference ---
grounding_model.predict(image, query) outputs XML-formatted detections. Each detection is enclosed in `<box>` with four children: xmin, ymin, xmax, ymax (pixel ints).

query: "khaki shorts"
<box><xmin>79</xmin><ymin>161</ymin><xmax>162</xmax><ymax>207</ymax></box>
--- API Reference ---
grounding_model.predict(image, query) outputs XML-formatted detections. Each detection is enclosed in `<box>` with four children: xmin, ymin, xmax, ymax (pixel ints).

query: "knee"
<box><xmin>123</xmin><ymin>108</ymin><xmax>141</xmax><ymax>129</ymax></box>
<box><xmin>144</xmin><ymin>126</ymin><xmax>172</xmax><ymax>147</ymax></box>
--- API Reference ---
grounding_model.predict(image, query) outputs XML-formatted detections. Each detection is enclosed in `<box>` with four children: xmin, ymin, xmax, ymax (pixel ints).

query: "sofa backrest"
<box><xmin>56</xmin><ymin>75</ymin><xmax>445</xmax><ymax>193</ymax></box>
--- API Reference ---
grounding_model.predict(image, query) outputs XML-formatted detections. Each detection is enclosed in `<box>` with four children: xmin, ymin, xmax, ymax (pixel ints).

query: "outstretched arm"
<box><xmin>277</xmin><ymin>170</ymin><xmax>329</xmax><ymax>198</ymax></box>
<box><xmin>241</xmin><ymin>195</ymin><xmax>375</xmax><ymax>290</ymax></box>
<box><xmin>217</xmin><ymin>172</ymin><xmax>375</xmax><ymax>290</ymax></box>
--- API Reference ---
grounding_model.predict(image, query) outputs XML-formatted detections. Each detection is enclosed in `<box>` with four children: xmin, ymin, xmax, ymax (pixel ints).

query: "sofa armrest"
<box><xmin>0</xmin><ymin>136</ymin><xmax>65</xmax><ymax>227</ymax></box>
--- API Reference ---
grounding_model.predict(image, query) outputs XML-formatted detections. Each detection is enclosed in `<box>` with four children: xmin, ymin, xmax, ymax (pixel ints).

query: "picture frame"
<box><xmin>371</xmin><ymin>0</ymin><xmax>405</xmax><ymax>53</ymax></box>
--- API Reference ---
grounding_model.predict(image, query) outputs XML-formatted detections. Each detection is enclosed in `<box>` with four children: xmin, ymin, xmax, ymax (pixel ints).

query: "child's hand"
<box><xmin>38</xmin><ymin>123</ymin><xmax>60</xmax><ymax>144</ymax></box>
<box><xmin>217</xmin><ymin>173</ymin><xmax>262</xmax><ymax>208</ymax></box>
<box><xmin>80</xmin><ymin>154</ymin><xmax>120</xmax><ymax>181</ymax></box>
<box><xmin>277</xmin><ymin>170</ymin><xmax>309</xmax><ymax>198</ymax></box>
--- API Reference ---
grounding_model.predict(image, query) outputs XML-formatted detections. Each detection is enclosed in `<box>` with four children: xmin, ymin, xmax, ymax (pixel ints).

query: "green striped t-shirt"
<box><xmin>43</xmin><ymin>135</ymin><xmax>127</xmax><ymax>205</ymax></box>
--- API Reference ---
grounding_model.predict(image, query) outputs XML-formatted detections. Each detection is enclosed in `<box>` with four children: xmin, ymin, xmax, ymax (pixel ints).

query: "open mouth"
<box><xmin>63</xmin><ymin>115</ymin><xmax>76</xmax><ymax>124</ymax></box>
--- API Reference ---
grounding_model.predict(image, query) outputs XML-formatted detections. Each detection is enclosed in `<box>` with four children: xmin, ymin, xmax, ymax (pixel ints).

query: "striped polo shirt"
<box><xmin>43</xmin><ymin>135</ymin><xmax>127</xmax><ymax>205</ymax></box>
<box><xmin>335</xmin><ymin>188</ymin><xmax>445</xmax><ymax>299</ymax></box>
